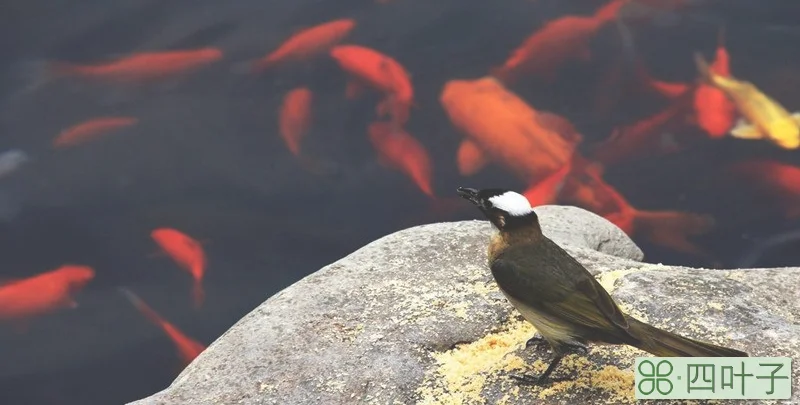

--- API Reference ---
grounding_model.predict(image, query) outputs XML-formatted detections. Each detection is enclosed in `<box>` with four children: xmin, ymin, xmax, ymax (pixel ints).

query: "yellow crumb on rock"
<box><xmin>470</xmin><ymin>279</ymin><xmax>500</xmax><ymax>298</ymax></box>
<box><xmin>416</xmin><ymin>319</ymin><xmax>535</xmax><ymax>404</ymax></box>
<box><xmin>536</xmin><ymin>356</ymin><xmax>635</xmax><ymax>404</ymax></box>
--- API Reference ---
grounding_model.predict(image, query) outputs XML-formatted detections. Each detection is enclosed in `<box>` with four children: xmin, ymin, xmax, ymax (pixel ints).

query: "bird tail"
<box><xmin>629</xmin><ymin>317</ymin><xmax>748</xmax><ymax>357</ymax></box>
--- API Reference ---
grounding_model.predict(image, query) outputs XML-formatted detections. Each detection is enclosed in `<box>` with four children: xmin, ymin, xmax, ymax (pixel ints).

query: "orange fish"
<box><xmin>120</xmin><ymin>288</ymin><xmax>205</xmax><ymax>367</ymax></box>
<box><xmin>279</xmin><ymin>87</ymin><xmax>313</xmax><ymax>156</ymax></box>
<box><xmin>693</xmin><ymin>29</ymin><xmax>736</xmax><ymax>138</ymax></box>
<box><xmin>330</xmin><ymin>45</ymin><xmax>414</xmax><ymax>129</ymax></box>
<box><xmin>440</xmin><ymin>77</ymin><xmax>578</xmax><ymax>183</ymax></box>
<box><xmin>51</xmin><ymin>48</ymin><xmax>222</xmax><ymax>81</ymax></box>
<box><xmin>53</xmin><ymin>117</ymin><xmax>138</xmax><ymax>148</ymax></box>
<box><xmin>591</xmin><ymin>95</ymin><xmax>693</xmax><ymax>165</ymax></box>
<box><xmin>368</xmin><ymin>122</ymin><xmax>433</xmax><ymax>197</ymax></box>
<box><xmin>490</xmin><ymin>0</ymin><xmax>626</xmax><ymax>85</ymax></box>
<box><xmin>252</xmin><ymin>19</ymin><xmax>356</xmax><ymax>73</ymax></box>
<box><xmin>151</xmin><ymin>228</ymin><xmax>207</xmax><ymax>309</ymax></box>
<box><xmin>0</xmin><ymin>265</ymin><xmax>95</xmax><ymax>327</ymax></box>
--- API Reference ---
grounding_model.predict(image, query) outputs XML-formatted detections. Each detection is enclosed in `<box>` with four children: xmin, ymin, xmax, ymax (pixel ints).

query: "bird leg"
<box><xmin>510</xmin><ymin>354</ymin><xmax>566</xmax><ymax>386</ymax></box>
<box><xmin>511</xmin><ymin>342</ymin><xmax>589</xmax><ymax>386</ymax></box>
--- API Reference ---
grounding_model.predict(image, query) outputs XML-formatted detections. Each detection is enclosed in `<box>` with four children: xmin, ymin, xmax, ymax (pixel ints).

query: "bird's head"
<box><xmin>457</xmin><ymin>187</ymin><xmax>540</xmax><ymax>231</ymax></box>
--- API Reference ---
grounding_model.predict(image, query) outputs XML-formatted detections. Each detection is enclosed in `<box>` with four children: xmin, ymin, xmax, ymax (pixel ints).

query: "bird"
<box><xmin>456</xmin><ymin>187</ymin><xmax>748</xmax><ymax>385</ymax></box>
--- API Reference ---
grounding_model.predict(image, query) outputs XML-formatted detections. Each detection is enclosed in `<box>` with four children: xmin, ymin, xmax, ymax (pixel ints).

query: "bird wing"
<box><xmin>490</xmin><ymin>240</ymin><xmax>631</xmax><ymax>334</ymax></box>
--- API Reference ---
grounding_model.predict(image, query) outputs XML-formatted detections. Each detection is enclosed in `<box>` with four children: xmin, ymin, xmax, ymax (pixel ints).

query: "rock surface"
<box><xmin>128</xmin><ymin>205</ymin><xmax>800</xmax><ymax>405</ymax></box>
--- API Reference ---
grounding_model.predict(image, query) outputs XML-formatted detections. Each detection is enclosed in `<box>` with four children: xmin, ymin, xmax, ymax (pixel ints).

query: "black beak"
<box><xmin>457</xmin><ymin>187</ymin><xmax>480</xmax><ymax>204</ymax></box>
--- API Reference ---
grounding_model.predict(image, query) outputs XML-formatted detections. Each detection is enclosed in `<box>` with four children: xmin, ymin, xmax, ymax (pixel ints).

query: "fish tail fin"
<box><xmin>48</xmin><ymin>60</ymin><xmax>80</xmax><ymax>77</ymax></box>
<box><xmin>119</xmin><ymin>287</ymin><xmax>165</xmax><ymax>326</ymax></box>
<box><xmin>594</xmin><ymin>0</ymin><xmax>628</xmax><ymax>24</ymax></box>
<box><xmin>375</xmin><ymin>97</ymin><xmax>392</xmax><ymax>119</ymax></box>
<box><xmin>3</xmin><ymin>59</ymin><xmax>64</xmax><ymax>102</ymax></box>
<box><xmin>191</xmin><ymin>282</ymin><xmax>205</xmax><ymax>309</ymax></box>
<box><xmin>250</xmin><ymin>58</ymin><xmax>275</xmax><ymax>74</ymax></box>
<box><xmin>632</xmin><ymin>210</ymin><xmax>719</xmax><ymax>265</ymax></box>
<box><xmin>629</xmin><ymin>317</ymin><xmax>748</xmax><ymax>357</ymax></box>
<box><xmin>522</xmin><ymin>162</ymin><xmax>573</xmax><ymax>207</ymax></box>
<box><xmin>613</xmin><ymin>12</ymin><xmax>638</xmax><ymax>66</ymax></box>
<box><xmin>489</xmin><ymin>66</ymin><xmax>512</xmax><ymax>86</ymax></box>
<box><xmin>693</xmin><ymin>52</ymin><xmax>713</xmax><ymax>84</ymax></box>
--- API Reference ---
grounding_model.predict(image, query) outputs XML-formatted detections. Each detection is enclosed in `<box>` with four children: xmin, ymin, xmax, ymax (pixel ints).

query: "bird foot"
<box><xmin>525</xmin><ymin>334</ymin><xmax>588</xmax><ymax>355</ymax></box>
<box><xmin>564</xmin><ymin>342</ymin><xmax>589</xmax><ymax>356</ymax></box>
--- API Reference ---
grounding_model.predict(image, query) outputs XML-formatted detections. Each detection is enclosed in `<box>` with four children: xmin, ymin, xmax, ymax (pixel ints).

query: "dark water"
<box><xmin>1</xmin><ymin>1</ymin><xmax>799</xmax><ymax>404</ymax></box>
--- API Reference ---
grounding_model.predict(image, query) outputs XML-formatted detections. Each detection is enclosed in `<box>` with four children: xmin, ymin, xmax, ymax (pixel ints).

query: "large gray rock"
<box><xmin>128</xmin><ymin>205</ymin><xmax>800</xmax><ymax>405</ymax></box>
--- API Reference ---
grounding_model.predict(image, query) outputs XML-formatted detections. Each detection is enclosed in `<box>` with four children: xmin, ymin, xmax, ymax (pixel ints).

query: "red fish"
<box><xmin>51</xmin><ymin>48</ymin><xmax>222</xmax><ymax>81</ymax></box>
<box><xmin>120</xmin><ymin>288</ymin><xmax>205</xmax><ymax>367</ymax></box>
<box><xmin>252</xmin><ymin>19</ymin><xmax>356</xmax><ymax>73</ymax></box>
<box><xmin>368</xmin><ymin>122</ymin><xmax>433</xmax><ymax>197</ymax></box>
<box><xmin>330</xmin><ymin>45</ymin><xmax>414</xmax><ymax>129</ymax></box>
<box><xmin>279</xmin><ymin>87</ymin><xmax>313</xmax><ymax>156</ymax></box>
<box><xmin>693</xmin><ymin>28</ymin><xmax>736</xmax><ymax>138</ymax></box>
<box><xmin>0</xmin><ymin>265</ymin><xmax>95</xmax><ymax>327</ymax></box>
<box><xmin>490</xmin><ymin>0</ymin><xmax>626</xmax><ymax>85</ymax></box>
<box><xmin>53</xmin><ymin>117</ymin><xmax>138</xmax><ymax>148</ymax></box>
<box><xmin>151</xmin><ymin>228</ymin><xmax>207</xmax><ymax>309</ymax></box>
